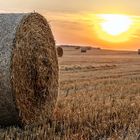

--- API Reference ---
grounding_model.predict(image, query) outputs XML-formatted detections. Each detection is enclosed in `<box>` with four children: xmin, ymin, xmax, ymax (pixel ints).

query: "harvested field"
<box><xmin>0</xmin><ymin>47</ymin><xmax>140</xmax><ymax>139</ymax></box>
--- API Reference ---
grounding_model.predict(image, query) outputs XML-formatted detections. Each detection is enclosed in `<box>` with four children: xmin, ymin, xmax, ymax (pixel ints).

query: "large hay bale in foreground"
<box><xmin>57</xmin><ymin>47</ymin><xmax>63</xmax><ymax>57</ymax></box>
<box><xmin>0</xmin><ymin>13</ymin><xmax>59</xmax><ymax>126</ymax></box>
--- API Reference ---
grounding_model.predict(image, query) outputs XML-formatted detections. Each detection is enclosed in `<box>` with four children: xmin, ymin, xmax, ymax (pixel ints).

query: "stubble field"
<box><xmin>0</xmin><ymin>47</ymin><xmax>140</xmax><ymax>140</ymax></box>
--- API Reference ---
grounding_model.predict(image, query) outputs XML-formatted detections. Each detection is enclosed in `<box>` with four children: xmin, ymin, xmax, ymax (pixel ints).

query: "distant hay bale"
<box><xmin>57</xmin><ymin>47</ymin><xmax>63</xmax><ymax>57</ymax></box>
<box><xmin>86</xmin><ymin>46</ymin><xmax>92</xmax><ymax>50</ymax></box>
<box><xmin>75</xmin><ymin>46</ymin><xmax>80</xmax><ymax>49</ymax></box>
<box><xmin>0</xmin><ymin>13</ymin><xmax>59</xmax><ymax>126</ymax></box>
<box><xmin>138</xmin><ymin>49</ymin><xmax>140</xmax><ymax>55</ymax></box>
<box><xmin>96</xmin><ymin>47</ymin><xmax>101</xmax><ymax>50</ymax></box>
<box><xmin>81</xmin><ymin>47</ymin><xmax>87</xmax><ymax>53</ymax></box>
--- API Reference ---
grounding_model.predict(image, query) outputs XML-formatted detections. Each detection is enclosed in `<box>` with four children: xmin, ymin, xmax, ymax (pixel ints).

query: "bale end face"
<box><xmin>0</xmin><ymin>13</ymin><xmax>59</xmax><ymax>126</ymax></box>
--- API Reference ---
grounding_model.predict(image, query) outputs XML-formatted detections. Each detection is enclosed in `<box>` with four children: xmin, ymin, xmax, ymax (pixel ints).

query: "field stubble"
<box><xmin>0</xmin><ymin>48</ymin><xmax>140</xmax><ymax>140</ymax></box>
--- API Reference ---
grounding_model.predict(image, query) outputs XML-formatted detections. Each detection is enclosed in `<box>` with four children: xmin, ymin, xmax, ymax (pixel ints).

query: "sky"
<box><xmin>1</xmin><ymin>0</ymin><xmax>140</xmax><ymax>50</ymax></box>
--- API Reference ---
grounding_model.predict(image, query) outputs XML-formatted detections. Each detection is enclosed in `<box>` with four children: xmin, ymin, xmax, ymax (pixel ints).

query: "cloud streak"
<box><xmin>1</xmin><ymin>0</ymin><xmax>140</xmax><ymax>14</ymax></box>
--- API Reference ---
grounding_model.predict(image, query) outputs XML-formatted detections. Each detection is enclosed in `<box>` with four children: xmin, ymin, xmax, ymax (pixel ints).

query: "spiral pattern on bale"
<box><xmin>0</xmin><ymin>13</ymin><xmax>59</xmax><ymax>126</ymax></box>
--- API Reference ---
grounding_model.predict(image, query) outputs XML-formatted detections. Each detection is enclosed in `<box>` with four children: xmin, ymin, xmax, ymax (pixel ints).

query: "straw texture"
<box><xmin>0</xmin><ymin>13</ymin><xmax>59</xmax><ymax>126</ymax></box>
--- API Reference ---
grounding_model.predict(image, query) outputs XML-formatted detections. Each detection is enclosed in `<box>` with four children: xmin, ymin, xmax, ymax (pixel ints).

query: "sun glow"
<box><xmin>94</xmin><ymin>14</ymin><xmax>134</xmax><ymax>43</ymax></box>
<box><xmin>100</xmin><ymin>14</ymin><xmax>132</xmax><ymax>36</ymax></box>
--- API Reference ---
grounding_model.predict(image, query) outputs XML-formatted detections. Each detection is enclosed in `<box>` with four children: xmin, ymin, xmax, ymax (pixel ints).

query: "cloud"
<box><xmin>0</xmin><ymin>0</ymin><xmax>140</xmax><ymax>16</ymax></box>
<box><xmin>0</xmin><ymin>0</ymin><xmax>140</xmax><ymax>14</ymax></box>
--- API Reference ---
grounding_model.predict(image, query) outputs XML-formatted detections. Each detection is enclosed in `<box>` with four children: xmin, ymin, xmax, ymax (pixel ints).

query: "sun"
<box><xmin>94</xmin><ymin>14</ymin><xmax>134</xmax><ymax>42</ymax></box>
<box><xmin>99</xmin><ymin>14</ymin><xmax>132</xmax><ymax>36</ymax></box>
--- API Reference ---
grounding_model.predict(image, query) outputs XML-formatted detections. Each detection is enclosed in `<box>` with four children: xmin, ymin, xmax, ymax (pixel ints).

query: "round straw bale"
<box><xmin>57</xmin><ymin>47</ymin><xmax>63</xmax><ymax>57</ymax></box>
<box><xmin>75</xmin><ymin>46</ymin><xmax>80</xmax><ymax>49</ymax></box>
<box><xmin>81</xmin><ymin>47</ymin><xmax>87</xmax><ymax>53</ymax></box>
<box><xmin>138</xmin><ymin>49</ymin><xmax>140</xmax><ymax>55</ymax></box>
<box><xmin>86</xmin><ymin>46</ymin><xmax>92</xmax><ymax>50</ymax></box>
<box><xmin>0</xmin><ymin>13</ymin><xmax>59</xmax><ymax>126</ymax></box>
